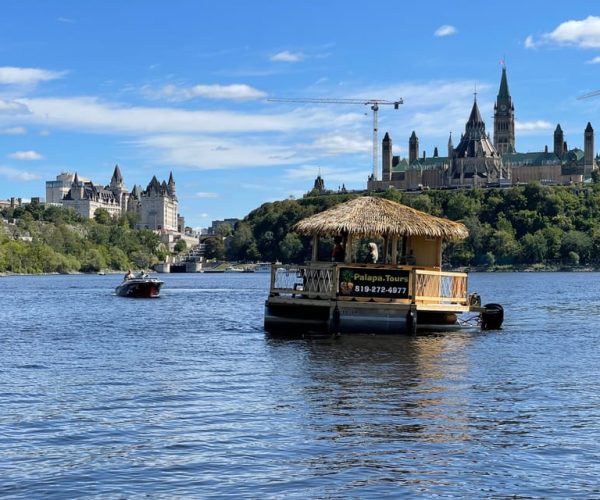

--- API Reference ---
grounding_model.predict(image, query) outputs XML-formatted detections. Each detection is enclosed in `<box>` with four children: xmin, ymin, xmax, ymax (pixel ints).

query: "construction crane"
<box><xmin>267</xmin><ymin>97</ymin><xmax>403</xmax><ymax>180</ymax></box>
<box><xmin>577</xmin><ymin>90</ymin><xmax>600</xmax><ymax>100</ymax></box>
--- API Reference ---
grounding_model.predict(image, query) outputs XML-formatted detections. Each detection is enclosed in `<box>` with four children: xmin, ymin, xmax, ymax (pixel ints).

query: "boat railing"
<box><xmin>270</xmin><ymin>264</ymin><xmax>468</xmax><ymax>305</ymax></box>
<box><xmin>413</xmin><ymin>269</ymin><xmax>468</xmax><ymax>305</ymax></box>
<box><xmin>271</xmin><ymin>263</ymin><xmax>335</xmax><ymax>297</ymax></box>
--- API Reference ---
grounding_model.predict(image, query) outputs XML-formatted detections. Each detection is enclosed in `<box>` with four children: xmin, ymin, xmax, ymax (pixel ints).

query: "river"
<box><xmin>1</xmin><ymin>272</ymin><xmax>599</xmax><ymax>498</ymax></box>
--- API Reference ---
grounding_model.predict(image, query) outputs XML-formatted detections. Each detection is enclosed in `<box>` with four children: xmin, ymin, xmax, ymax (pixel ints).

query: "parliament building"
<box><xmin>368</xmin><ymin>67</ymin><xmax>597</xmax><ymax>191</ymax></box>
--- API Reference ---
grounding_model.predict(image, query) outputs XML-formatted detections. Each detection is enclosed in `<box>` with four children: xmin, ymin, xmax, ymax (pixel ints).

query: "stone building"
<box><xmin>128</xmin><ymin>173</ymin><xmax>178</xmax><ymax>231</ymax></box>
<box><xmin>46</xmin><ymin>172</ymin><xmax>90</xmax><ymax>204</ymax></box>
<box><xmin>61</xmin><ymin>168</ymin><xmax>124</xmax><ymax>219</ymax></box>
<box><xmin>53</xmin><ymin>165</ymin><xmax>179</xmax><ymax>232</ymax></box>
<box><xmin>368</xmin><ymin>67</ymin><xmax>597</xmax><ymax>191</ymax></box>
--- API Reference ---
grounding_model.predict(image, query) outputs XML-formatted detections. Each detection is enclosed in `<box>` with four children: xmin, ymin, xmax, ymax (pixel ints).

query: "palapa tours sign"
<box><xmin>338</xmin><ymin>267</ymin><xmax>410</xmax><ymax>299</ymax></box>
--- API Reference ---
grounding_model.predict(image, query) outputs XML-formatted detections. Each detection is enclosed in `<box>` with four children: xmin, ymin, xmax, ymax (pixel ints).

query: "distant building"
<box><xmin>54</xmin><ymin>165</ymin><xmax>179</xmax><ymax>232</ymax></box>
<box><xmin>368</xmin><ymin>67</ymin><xmax>597</xmax><ymax>191</ymax></box>
<box><xmin>209</xmin><ymin>218</ymin><xmax>240</xmax><ymax>235</ymax></box>
<box><xmin>128</xmin><ymin>173</ymin><xmax>178</xmax><ymax>231</ymax></box>
<box><xmin>46</xmin><ymin>172</ymin><xmax>90</xmax><ymax>204</ymax></box>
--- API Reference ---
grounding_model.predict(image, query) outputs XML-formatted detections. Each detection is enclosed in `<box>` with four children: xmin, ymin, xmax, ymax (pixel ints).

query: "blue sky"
<box><xmin>2</xmin><ymin>1</ymin><xmax>600</xmax><ymax>228</ymax></box>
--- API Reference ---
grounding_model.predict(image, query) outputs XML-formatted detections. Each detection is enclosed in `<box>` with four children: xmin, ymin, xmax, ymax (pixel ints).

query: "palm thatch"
<box><xmin>293</xmin><ymin>196</ymin><xmax>468</xmax><ymax>240</ymax></box>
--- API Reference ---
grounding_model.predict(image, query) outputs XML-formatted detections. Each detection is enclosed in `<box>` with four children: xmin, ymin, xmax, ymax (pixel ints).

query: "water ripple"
<box><xmin>1</xmin><ymin>272</ymin><xmax>600</xmax><ymax>498</ymax></box>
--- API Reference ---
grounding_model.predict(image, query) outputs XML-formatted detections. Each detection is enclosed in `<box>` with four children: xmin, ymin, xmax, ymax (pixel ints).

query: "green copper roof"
<box><xmin>498</xmin><ymin>67</ymin><xmax>510</xmax><ymax>99</ymax></box>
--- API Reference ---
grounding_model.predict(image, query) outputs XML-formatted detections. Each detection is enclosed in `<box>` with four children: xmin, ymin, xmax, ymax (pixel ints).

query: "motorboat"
<box><xmin>115</xmin><ymin>274</ymin><xmax>164</xmax><ymax>298</ymax></box>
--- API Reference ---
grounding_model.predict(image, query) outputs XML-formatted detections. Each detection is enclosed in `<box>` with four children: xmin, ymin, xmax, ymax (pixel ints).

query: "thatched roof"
<box><xmin>293</xmin><ymin>196</ymin><xmax>468</xmax><ymax>240</ymax></box>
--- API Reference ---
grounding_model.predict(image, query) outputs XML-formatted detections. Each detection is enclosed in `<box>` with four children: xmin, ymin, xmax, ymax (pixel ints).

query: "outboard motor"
<box><xmin>481</xmin><ymin>303</ymin><xmax>504</xmax><ymax>330</ymax></box>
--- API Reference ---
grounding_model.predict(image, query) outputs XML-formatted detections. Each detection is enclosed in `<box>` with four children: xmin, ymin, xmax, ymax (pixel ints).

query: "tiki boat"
<box><xmin>264</xmin><ymin>196</ymin><xmax>503</xmax><ymax>335</ymax></box>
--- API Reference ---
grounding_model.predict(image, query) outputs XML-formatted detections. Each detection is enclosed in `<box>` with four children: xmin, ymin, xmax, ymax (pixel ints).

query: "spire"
<box><xmin>448</xmin><ymin>132</ymin><xmax>453</xmax><ymax>147</ymax></box>
<box><xmin>73</xmin><ymin>172</ymin><xmax>79</xmax><ymax>185</ymax></box>
<box><xmin>467</xmin><ymin>99</ymin><xmax>484</xmax><ymax>128</ymax></box>
<box><xmin>586</xmin><ymin>122</ymin><xmax>594</xmax><ymax>132</ymax></box>
<box><xmin>111</xmin><ymin>164</ymin><xmax>123</xmax><ymax>184</ymax></box>
<box><xmin>167</xmin><ymin>171</ymin><xmax>176</xmax><ymax>197</ymax></box>
<box><xmin>498</xmin><ymin>66</ymin><xmax>510</xmax><ymax>99</ymax></box>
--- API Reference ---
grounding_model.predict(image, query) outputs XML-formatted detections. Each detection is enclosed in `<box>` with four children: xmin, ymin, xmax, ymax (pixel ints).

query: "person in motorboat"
<box><xmin>124</xmin><ymin>269</ymin><xmax>134</xmax><ymax>280</ymax></box>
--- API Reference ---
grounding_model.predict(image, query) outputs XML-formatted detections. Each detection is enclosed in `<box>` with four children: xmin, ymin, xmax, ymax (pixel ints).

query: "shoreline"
<box><xmin>2</xmin><ymin>266</ymin><xmax>600</xmax><ymax>277</ymax></box>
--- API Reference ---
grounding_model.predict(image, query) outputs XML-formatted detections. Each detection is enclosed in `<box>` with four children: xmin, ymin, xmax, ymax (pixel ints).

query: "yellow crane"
<box><xmin>267</xmin><ymin>97</ymin><xmax>403</xmax><ymax>180</ymax></box>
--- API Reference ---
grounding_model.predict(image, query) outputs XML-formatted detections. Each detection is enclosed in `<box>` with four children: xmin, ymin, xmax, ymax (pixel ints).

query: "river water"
<box><xmin>1</xmin><ymin>272</ymin><xmax>599</xmax><ymax>498</ymax></box>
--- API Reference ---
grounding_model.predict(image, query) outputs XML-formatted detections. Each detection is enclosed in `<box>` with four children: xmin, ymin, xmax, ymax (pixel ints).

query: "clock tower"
<box><xmin>493</xmin><ymin>66</ymin><xmax>515</xmax><ymax>155</ymax></box>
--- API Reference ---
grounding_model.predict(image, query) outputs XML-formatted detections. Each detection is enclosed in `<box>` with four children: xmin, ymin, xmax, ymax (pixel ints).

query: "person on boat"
<box><xmin>365</xmin><ymin>242</ymin><xmax>378</xmax><ymax>264</ymax></box>
<box><xmin>331</xmin><ymin>236</ymin><xmax>345</xmax><ymax>262</ymax></box>
<box><xmin>124</xmin><ymin>269</ymin><xmax>134</xmax><ymax>280</ymax></box>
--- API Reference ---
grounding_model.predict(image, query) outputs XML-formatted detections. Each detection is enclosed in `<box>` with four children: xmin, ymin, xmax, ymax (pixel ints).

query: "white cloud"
<box><xmin>309</xmin><ymin>133</ymin><xmax>371</xmax><ymax>155</ymax></box>
<box><xmin>546</xmin><ymin>16</ymin><xmax>600</xmax><ymax>48</ymax></box>
<box><xmin>57</xmin><ymin>16</ymin><xmax>75</xmax><ymax>23</ymax></box>
<box><xmin>135</xmin><ymin>135</ymin><xmax>304</xmax><ymax>169</ymax></box>
<box><xmin>17</xmin><ymin>96</ymin><xmax>362</xmax><ymax>136</ymax></box>
<box><xmin>0</xmin><ymin>99</ymin><xmax>30</xmax><ymax>115</ymax></box>
<box><xmin>515</xmin><ymin>120</ymin><xmax>553</xmax><ymax>132</ymax></box>
<box><xmin>434</xmin><ymin>25</ymin><xmax>457</xmax><ymax>37</ymax></box>
<box><xmin>586</xmin><ymin>56</ymin><xmax>600</xmax><ymax>64</ymax></box>
<box><xmin>527</xmin><ymin>16</ymin><xmax>600</xmax><ymax>50</ymax></box>
<box><xmin>0</xmin><ymin>126</ymin><xmax>27</xmax><ymax>135</ymax></box>
<box><xmin>0</xmin><ymin>66</ymin><xmax>66</xmax><ymax>86</ymax></box>
<box><xmin>270</xmin><ymin>51</ymin><xmax>304</xmax><ymax>62</ymax></box>
<box><xmin>524</xmin><ymin>35</ymin><xmax>536</xmax><ymax>49</ymax></box>
<box><xmin>194</xmin><ymin>192</ymin><xmax>219</xmax><ymax>198</ymax></box>
<box><xmin>150</xmin><ymin>83</ymin><xmax>267</xmax><ymax>101</ymax></box>
<box><xmin>0</xmin><ymin>166</ymin><xmax>41</xmax><ymax>181</ymax></box>
<box><xmin>9</xmin><ymin>150</ymin><xmax>44</xmax><ymax>160</ymax></box>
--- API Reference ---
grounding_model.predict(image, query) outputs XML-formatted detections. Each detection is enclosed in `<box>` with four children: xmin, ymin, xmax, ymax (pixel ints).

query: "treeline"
<box><xmin>5</xmin><ymin>181</ymin><xmax>600</xmax><ymax>274</ymax></box>
<box><xmin>0</xmin><ymin>204</ymin><xmax>165</xmax><ymax>274</ymax></box>
<box><xmin>207</xmin><ymin>181</ymin><xmax>600</xmax><ymax>269</ymax></box>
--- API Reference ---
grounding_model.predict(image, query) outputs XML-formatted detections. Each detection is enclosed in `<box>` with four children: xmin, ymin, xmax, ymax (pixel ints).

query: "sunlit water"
<box><xmin>1</xmin><ymin>272</ymin><xmax>600</xmax><ymax>498</ymax></box>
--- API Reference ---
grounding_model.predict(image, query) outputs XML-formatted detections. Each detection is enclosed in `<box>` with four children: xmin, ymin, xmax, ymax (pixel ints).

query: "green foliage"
<box><xmin>174</xmin><ymin>239</ymin><xmax>187</xmax><ymax>253</ymax></box>
<box><xmin>94</xmin><ymin>208</ymin><xmax>113</xmax><ymax>225</ymax></box>
<box><xmin>219</xmin><ymin>182</ymin><xmax>600</xmax><ymax>269</ymax></box>
<box><xmin>0</xmin><ymin>204</ymin><xmax>168</xmax><ymax>274</ymax></box>
<box><xmin>203</xmin><ymin>237</ymin><xmax>225</xmax><ymax>260</ymax></box>
<box><xmin>6</xmin><ymin>182</ymin><xmax>600</xmax><ymax>273</ymax></box>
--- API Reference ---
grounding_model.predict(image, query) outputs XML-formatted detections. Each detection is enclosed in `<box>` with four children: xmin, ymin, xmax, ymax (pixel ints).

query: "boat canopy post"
<box><xmin>383</xmin><ymin>235</ymin><xmax>389</xmax><ymax>263</ymax></box>
<box><xmin>344</xmin><ymin>233</ymin><xmax>353</xmax><ymax>263</ymax></box>
<box><xmin>391</xmin><ymin>235</ymin><xmax>398</xmax><ymax>264</ymax></box>
<box><xmin>311</xmin><ymin>234</ymin><xmax>319</xmax><ymax>262</ymax></box>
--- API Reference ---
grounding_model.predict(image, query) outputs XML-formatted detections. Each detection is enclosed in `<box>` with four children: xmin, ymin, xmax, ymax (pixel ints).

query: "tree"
<box><xmin>520</xmin><ymin>232</ymin><xmax>547</xmax><ymax>263</ymax></box>
<box><xmin>174</xmin><ymin>239</ymin><xmax>187</xmax><ymax>253</ymax></box>
<box><xmin>80</xmin><ymin>248</ymin><xmax>107</xmax><ymax>272</ymax></box>
<box><xmin>216</xmin><ymin>223</ymin><xmax>233</xmax><ymax>237</ymax></box>
<box><xmin>203</xmin><ymin>237</ymin><xmax>225</xmax><ymax>260</ymax></box>
<box><xmin>94</xmin><ymin>208</ymin><xmax>113</xmax><ymax>225</ymax></box>
<box><xmin>279</xmin><ymin>233</ymin><xmax>304</xmax><ymax>263</ymax></box>
<box><xmin>561</xmin><ymin>230</ymin><xmax>593</xmax><ymax>264</ymax></box>
<box><xmin>228</xmin><ymin>222</ymin><xmax>255</xmax><ymax>261</ymax></box>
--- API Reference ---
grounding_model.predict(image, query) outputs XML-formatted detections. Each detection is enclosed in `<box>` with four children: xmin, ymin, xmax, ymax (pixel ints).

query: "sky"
<box><xmin>2</xmin><ymin>1</ymin><xmax>600</xmax><ymax>228</ymax></box>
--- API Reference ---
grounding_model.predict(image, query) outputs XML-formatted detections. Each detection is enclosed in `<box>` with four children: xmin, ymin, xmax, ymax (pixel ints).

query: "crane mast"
<box><xmin>268</xmin><ymin>97</ymin><xmax>403</xmax><ymax>180</ymax></box>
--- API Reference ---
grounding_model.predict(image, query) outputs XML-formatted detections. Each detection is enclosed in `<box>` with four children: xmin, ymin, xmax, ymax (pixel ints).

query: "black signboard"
<box><xmin>338</xmin><ymin>267</ymin><xmax>410</xmax><ymax>299</ymax></box>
